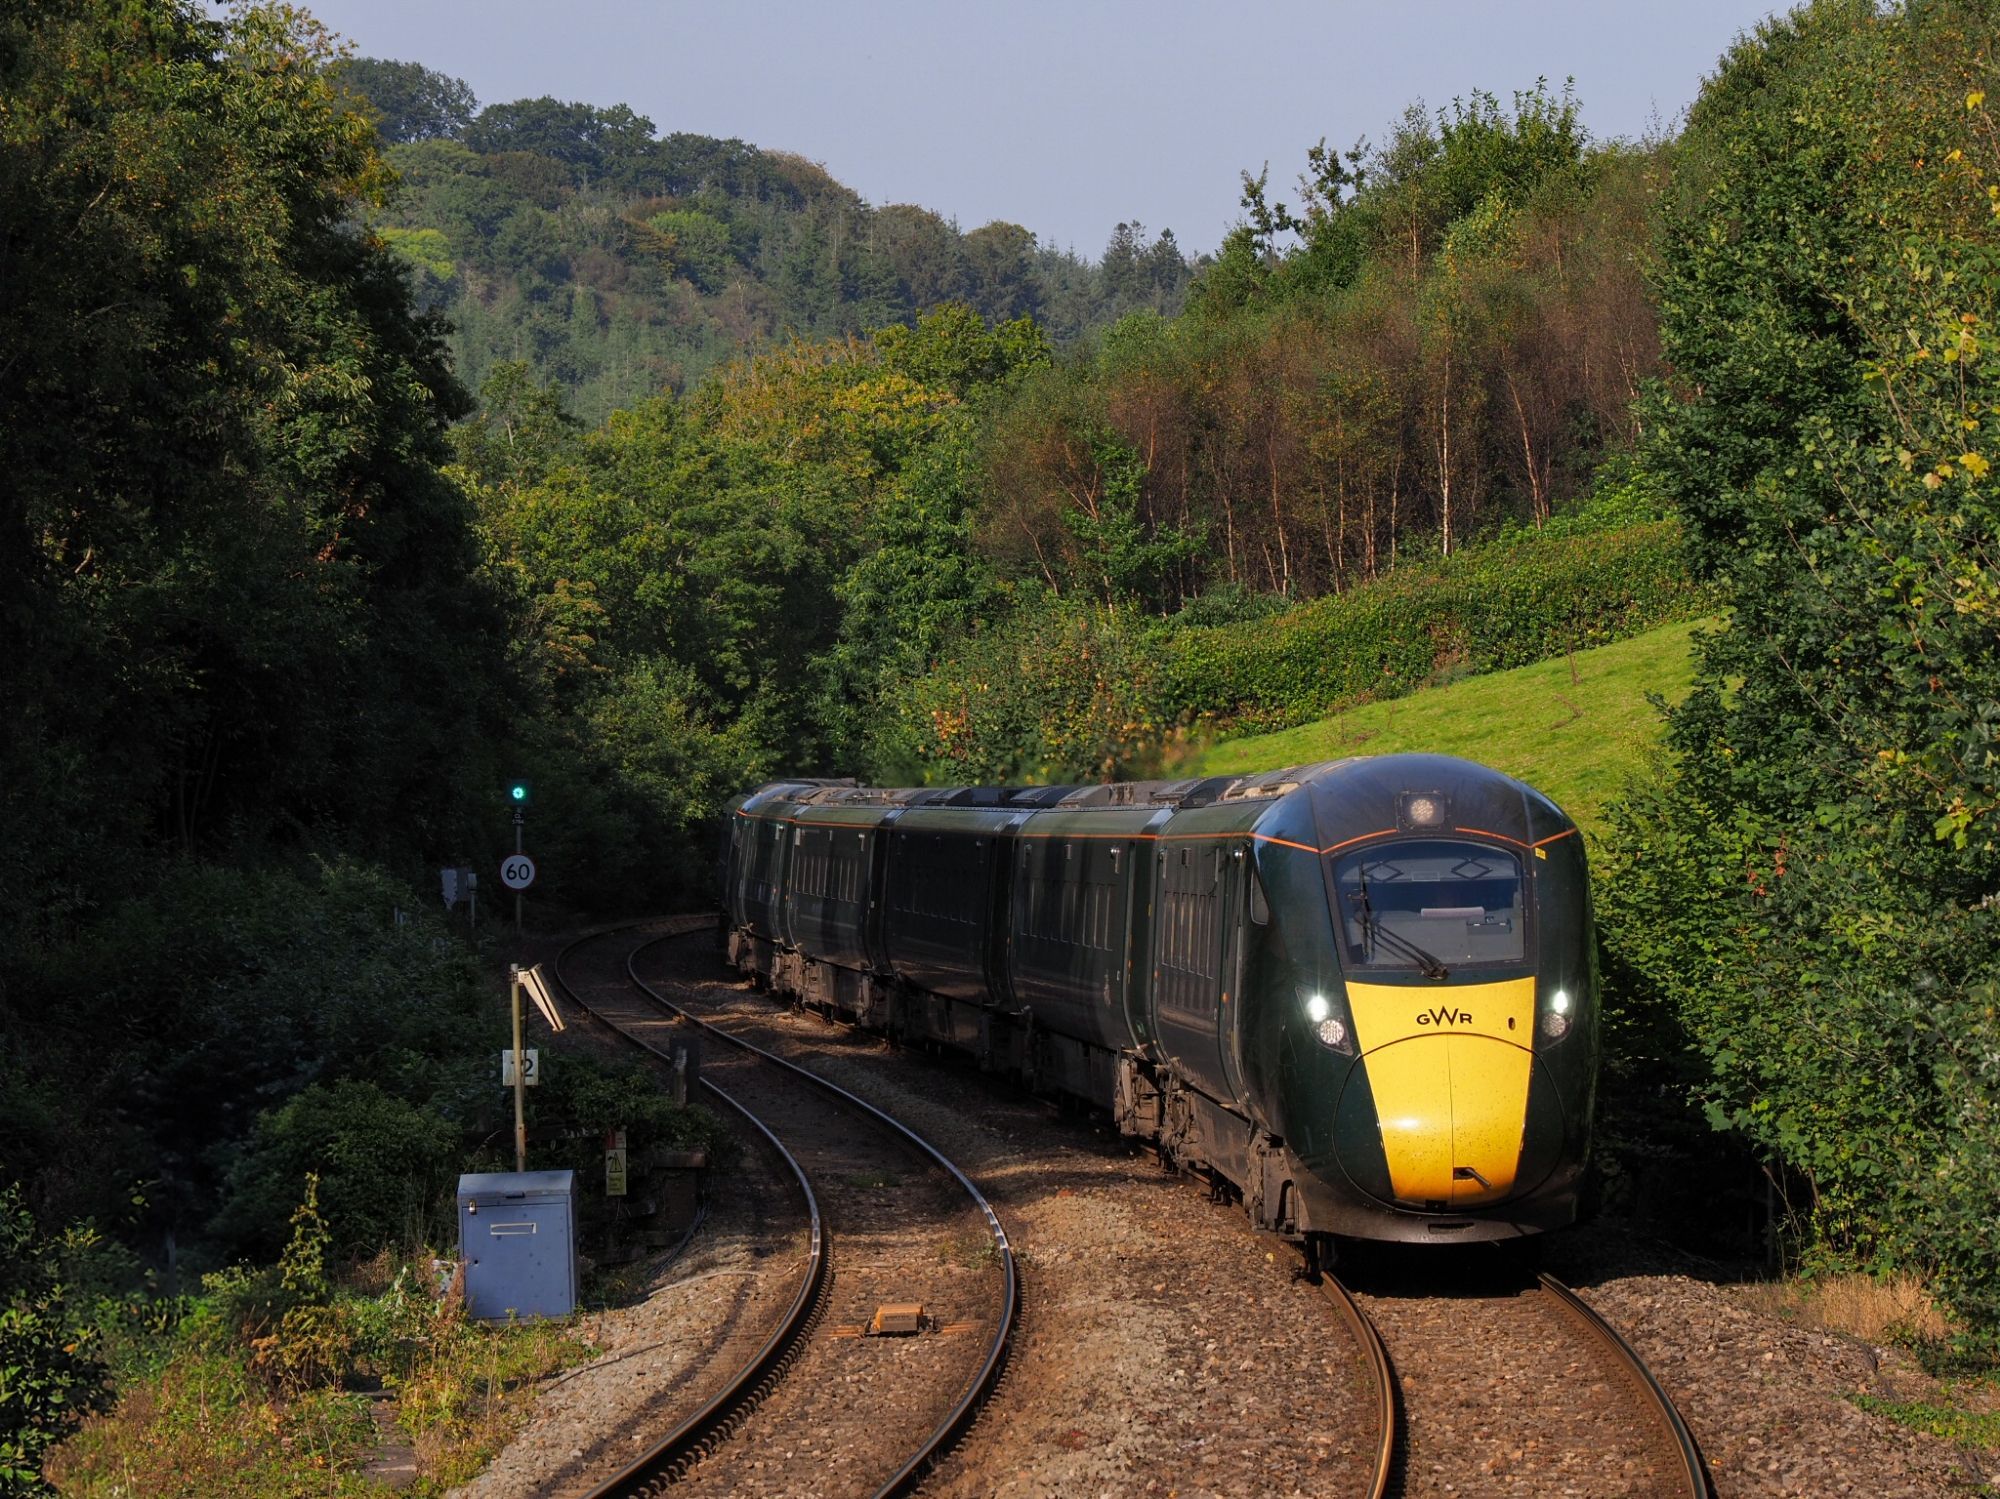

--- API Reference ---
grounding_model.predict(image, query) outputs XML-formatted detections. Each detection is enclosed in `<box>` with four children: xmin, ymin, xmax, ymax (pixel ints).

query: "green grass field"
<box><xmin>1187</xmin><ymin>617</ymin><xmax>1709</xmax><ymax>840</ymax></box>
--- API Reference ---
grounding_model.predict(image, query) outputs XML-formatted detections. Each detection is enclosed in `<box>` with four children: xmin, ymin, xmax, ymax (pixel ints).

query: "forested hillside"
<box><xmin>334</xmin><ymin>59</ymin><xmax>1194</xmax><ymax>420</ymax></box>
<box><xmin>412</xmin><ymin>76</ymin><xmax>1689</xmax><ymax>874</ymax></box>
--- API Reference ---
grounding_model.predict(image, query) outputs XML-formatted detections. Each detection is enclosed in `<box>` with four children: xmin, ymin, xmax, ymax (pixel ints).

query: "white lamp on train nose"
<box><xmin>1304</xmin><ymin>993</ymin><xmax>1351</xmax><ymax>1052</ymax></box>
<box><xmin>1541</xmin><ymin>987</ymin><xmax>1572</xmax><ymax>1040</ymax></box>
<box><xmin>1400</xmin><ymin>791</ymin><xmax>1446</xmax><ymax>828</ymax></box>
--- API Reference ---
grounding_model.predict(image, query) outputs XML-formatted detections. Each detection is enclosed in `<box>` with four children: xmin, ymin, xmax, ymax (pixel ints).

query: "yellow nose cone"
<box><xmin>1346</xmin><ymin>979</ymin><xmax>1537</xmax><ymax>1207</ymax></box>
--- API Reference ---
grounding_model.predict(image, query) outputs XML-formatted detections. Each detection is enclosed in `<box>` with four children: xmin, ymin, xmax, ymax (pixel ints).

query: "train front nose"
<box><xmin>1334</xmin><ymin>979</ymin><xmax>1564</xmax><ymax>1210</ymax></box>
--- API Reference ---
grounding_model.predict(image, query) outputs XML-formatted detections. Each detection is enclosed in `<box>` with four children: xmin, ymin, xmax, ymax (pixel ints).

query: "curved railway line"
<box><xmin>548</xmin><ymin>920</ymin><xmax>1018</xmax><ymax>1498</ymax></box>
<box><xmin>534</xmin><ymin>919</ymin><xmax>1710</xmax><ymax>1498</ymax></box>
<box><xmin>1330</xmin><ymin>1253</ymin><xmax>1714</xmax><ymax>1497</ymax></box>
<box><xmin>1313</xmin><ymin>1273</ymin><xmax>1397</xmax><ymax>1498</ymax></box>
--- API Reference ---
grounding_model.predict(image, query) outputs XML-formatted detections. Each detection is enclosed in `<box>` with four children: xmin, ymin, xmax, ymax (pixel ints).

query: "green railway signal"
<box><xmin>508</xmin><ymin>781</ymin><xmax>530</xmax><ymax>805</ymax></box>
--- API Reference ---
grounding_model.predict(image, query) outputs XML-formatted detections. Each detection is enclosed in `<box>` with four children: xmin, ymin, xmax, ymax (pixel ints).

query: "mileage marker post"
<box><xmin>507</xmin><ymin>962</ymin><xmax>565</xmax><ymax>1172</ymax></box>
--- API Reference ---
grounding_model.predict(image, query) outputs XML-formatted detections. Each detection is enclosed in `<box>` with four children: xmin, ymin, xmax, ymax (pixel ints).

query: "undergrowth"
<box><xmin>1853</xmin><ymin>1390</ymin><xmax>2000</xmax><ymax>1450</ymax></box>
<box><xmin>46</xmin><ymin>1179</ymin><xmax>595</xmax><ymax>1497</ymax></box>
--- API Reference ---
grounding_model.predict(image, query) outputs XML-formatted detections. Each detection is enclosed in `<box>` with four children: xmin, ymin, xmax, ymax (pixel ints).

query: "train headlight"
<box><xmin>1540</xmin><ymin>987</ymin><xmax>1573</xmax><ymax>1041</ymax></box>
<box><xmin>1303</xmin><ymin>993</ymin><xmax>1353</xmax><ymax>1053</ymax></box>
<box><xmin>1399</xmin><ymin>791</ymin><xmax>1447</xmax><ymax>829</ymax></box>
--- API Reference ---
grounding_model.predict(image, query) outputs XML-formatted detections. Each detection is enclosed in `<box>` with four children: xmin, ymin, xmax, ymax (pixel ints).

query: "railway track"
<box><xmin>1332</xmin><ymin>1252</ymin><xmax>1715</xmax><ymax>1497</ymax></box>
<box><xmin>641</xmin><ymin>930</ymin><xmax>1397</xmax><ymax>1496</ymax></box>
<box><xmin>561</xmin><ymin>922</ymin><xmax>1704</xmax><ymax>1497</ymax></box>
<box><xmin>551</xmin><ymin>919</ymin><xmax>1017</xmax><ymax>1498</ymax></box>
<box><xmin>1313</xmin><ymin>1273</ymin><xmax>1397</xmax><ymax>1499</ymax></box>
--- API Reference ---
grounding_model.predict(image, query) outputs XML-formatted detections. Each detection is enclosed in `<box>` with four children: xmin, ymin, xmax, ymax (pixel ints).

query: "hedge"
<box><xmin>879</xmin><ymin>520</ymin><xmax>1706</xmax><ymax>783</ymax></box>
<box><xmin>1161</xmin><ymin>519</ymin><xmax>1705</xmax><ymax>736</ymax></box>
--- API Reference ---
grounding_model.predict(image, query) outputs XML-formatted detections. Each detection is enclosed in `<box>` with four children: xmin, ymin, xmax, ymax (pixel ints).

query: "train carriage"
<box><xmin>723</xmin><ymin>753</ymin><xmax>1598</xmax><ymax>1251</ymax></box>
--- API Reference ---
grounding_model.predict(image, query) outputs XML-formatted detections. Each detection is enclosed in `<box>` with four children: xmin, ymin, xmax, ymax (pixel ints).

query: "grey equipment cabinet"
<box><xmin>457</xmin><ymin>1170</ymin><xmax>577</xmax><ymax>1321</ymax></box>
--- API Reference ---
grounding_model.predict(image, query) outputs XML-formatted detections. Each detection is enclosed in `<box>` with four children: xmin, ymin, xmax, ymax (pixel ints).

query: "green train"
<box><xmin>721</xmin><ymin>754</ymin><xmax>1598</xmax><ymax>1249</ymax></box>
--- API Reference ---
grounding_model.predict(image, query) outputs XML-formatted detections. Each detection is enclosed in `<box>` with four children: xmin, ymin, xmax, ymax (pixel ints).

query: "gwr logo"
<box><xmin>1415</xmin><ymin>1006</ymin><xmax>1474</xmax><ymax>1027</ymax></box>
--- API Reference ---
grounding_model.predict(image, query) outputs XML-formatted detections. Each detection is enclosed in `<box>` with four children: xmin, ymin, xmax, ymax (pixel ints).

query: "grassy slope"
<box><xmin>1187</xmin><ymin>617</ymin><xmax>1708</xmax><ymax>840</ymax></box>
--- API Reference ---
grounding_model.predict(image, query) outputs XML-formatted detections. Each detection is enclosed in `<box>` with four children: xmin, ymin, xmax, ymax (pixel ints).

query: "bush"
<box><xmin>48</xmin><ymin>1193</ymin><xmax>592</xmax><ymax>1495</ymax></box>
<box><xmin>877</xmin><ymin>599</ymin><xmax>1166</xmax><ymax>782</ymax></box>
<box><xmin>0</xmin><ymin>1186</ymin><xmax>112</xmax><ymax>1496</ymax></box>
<box><xmin>1599</xmin><ymin>754</ymin><xmax>2000</xmax><ymax>1343</ymax></box>
<box><xmin>1159</xmin><ymin>519</ymin><xmax>1702</xmax><ymax>735</ymax></box>
<box><xmin>501</xmin><ymin>1053</ymin><xmax>732</xmax><ymax>1244</ymax></box>
<box><xmin>211</xmin><ymin>1083</ymin><xmax>461</xmax><ymax>1263</ymax></box>
<box><xmin>13</xmin><ymin>859</ymin><xmax>489</xmax><ymax>1265</ymax></box>
<box><xmin>1596</xmin><ymin>0</ymin><xmax>2000</xmax><ymax>1353</ymax></box>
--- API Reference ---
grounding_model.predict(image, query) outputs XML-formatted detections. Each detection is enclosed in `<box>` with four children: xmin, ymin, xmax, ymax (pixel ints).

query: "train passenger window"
<box><xmin>1330</xmin><ymin>840</ymin><xmax>1524</xmax><ymax>969</ymax></box>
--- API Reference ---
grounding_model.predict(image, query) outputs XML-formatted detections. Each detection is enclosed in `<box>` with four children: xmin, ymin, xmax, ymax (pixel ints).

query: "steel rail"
<box><xmin>619</xmin><ymin>923</ymin><xmax>1020</xmax><ymax>1499</ymax></box>
<box><xmin>1317</xmin><ymin>1273</ymin><xmax>1396</xmax><ymax>1499</ymax></box>
<box><xmin>549</xmin><ymin>923</ymin><xmax>830</xmax><ymax>1499</ymax></box>
<box><xmin>1538</xmin><ymin>1273</ymin><xmax>1714</xmax><ymax>1499</ymax></box>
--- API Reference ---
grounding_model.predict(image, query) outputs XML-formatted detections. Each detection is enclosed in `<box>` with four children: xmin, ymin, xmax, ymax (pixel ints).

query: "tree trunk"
<box><xmin>1507</xmin><ymin>371</ymin><xmax>1548</xmax><ymax>527</ymax></box>
<box><xmin>1267</xmin><ymin>432</ymin><xmax>1292</xmax><ymax>597</ymax></box>
<box><xmin>1436</xmin><ymin>345</ymin><xmax>1454</xmax><ymax>558</ymax></box>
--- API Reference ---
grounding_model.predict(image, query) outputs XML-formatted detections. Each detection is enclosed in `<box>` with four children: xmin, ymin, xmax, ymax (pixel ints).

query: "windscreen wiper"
<box><xmin>1348</xmin><ymin>865</ymin><xmax>1451</xmax><ymax>980</ymax></box>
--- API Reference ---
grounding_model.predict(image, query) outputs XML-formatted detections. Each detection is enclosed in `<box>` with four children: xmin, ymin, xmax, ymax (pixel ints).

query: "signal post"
<box><xmin>500</xmin><ymin>780</ymin><xmax>536</xmax><ymax>931</ymax></box>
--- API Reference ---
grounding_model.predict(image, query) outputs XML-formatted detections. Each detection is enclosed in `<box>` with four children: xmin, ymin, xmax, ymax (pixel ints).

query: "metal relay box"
<box><xmin>456</xmin><ymin>1170</ymin><xmax>576</xmax><ymax>1321</ymax></box>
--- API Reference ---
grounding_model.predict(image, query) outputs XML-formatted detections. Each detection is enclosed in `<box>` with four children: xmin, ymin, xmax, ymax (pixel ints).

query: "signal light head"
<box><xmin>509</xmin><ymin>782</ymin><xmax>529</xmax><ymax>803</ymax></box>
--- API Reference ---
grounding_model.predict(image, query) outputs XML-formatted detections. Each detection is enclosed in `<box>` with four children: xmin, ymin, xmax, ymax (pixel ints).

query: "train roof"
<box><xmin>745</xmin><ymin>761</ymin><xmax>1361</xmax><ymax>814</ymax></box>
<box><xmin>741</xmin><ymin>754</ymin><xmax>1576</xmax><ymax>848</ymax></box>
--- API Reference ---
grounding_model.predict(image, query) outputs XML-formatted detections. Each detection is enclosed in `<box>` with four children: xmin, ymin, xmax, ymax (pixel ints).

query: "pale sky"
<box><xmin>298</xmin><ymin>1</ymin><xmax>1786</xmax><ymax>256</ymax></box>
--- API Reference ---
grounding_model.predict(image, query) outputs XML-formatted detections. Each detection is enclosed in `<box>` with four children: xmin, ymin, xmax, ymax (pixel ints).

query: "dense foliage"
<box><xmin>440</xmin><ymin>86</ymin><xmax>1678</xmax><ymax>815</ymax></box>
<box><xmin>328</xmin><ymin>60</ymin><xmax>1192</xmax><ymax>421</ymax></box>
<box><xmin>1598</xmin><ymin>0</ymin><xmax>2000</xmax><ymax>1347</ymax></box>
<box><xmin>0</xmin><ymin>13</ymin><xmax>723</xmax><ymax>1490</ymax></box>
<box><xmin>0</xmin><ymin>0</ymin><xmax>514</xmax><ymax>959</ymax></box>
<box><xmin>0</xmin><ymin>1192</ymin><xmax>111</xmax><ymax>1492</ymax></box>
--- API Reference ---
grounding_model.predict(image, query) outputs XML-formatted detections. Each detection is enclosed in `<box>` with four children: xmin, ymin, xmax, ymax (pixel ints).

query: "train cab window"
<box><xmin>1330</xmin><ymin>840</ymin><xmax>1524</xmax><ymax>969</ymax></box>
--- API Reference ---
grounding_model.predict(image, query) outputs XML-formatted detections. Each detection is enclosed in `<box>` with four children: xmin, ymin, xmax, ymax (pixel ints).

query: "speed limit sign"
<box><xmin>499</xmin><ymin>853</ymin><xmax>537</xmax><ymax>891</ymax></box>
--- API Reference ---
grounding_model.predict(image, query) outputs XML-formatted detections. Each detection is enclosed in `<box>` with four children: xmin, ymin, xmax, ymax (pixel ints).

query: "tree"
<box><xmin>874</xmin><ymin>203</ymin><xmax>966</xmax><ymax>310</ymax></box>
<box><xmin>463</xmin><ymin>97</ymin><xmax>657</xmax><ymax>180</ymax></box>
<box><xmin>873</xmin><ymin>303</ymin><xmax>1051</xmax><ymax>398</ymax></box>
<box><xmin>961</xmin><ymin>220</ymin><xmax>1041</xmax><ymax>322</ymax></box>
<box><xmin>1604</xmin><ymin>0</ymin><xmax>2000</xmax><ymax>1344</ymax></box>
<box><xmin>330</xmin><ymin>57</ymin><xmax>476</xmax><ymax>143</ymax></box>
<box><xmin>1</xmin><ymin>0</ymin><xmax>513</xmax><ymax>937</ymax></box>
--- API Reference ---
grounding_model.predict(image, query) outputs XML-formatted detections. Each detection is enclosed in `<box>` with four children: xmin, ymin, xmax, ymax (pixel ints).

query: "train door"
<box><xmin>1215</xmin><ymin>843</ymin><xmax>1250</xmax><ymax>1107</ymax></box>
<box><xmin>1113</xmin><ymin>839</ymin><xmax>1150</xmax><ymax>1052</ymax></box>
<box><xmin>862</xmin><ymin>814</ymin><xmax>899</xmax><ymax>974</ymax></box>
<box><xmin>1151</xmin><ymin>839</ymin><xmax>1233</xmax><ymax>1102</ymax></box>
